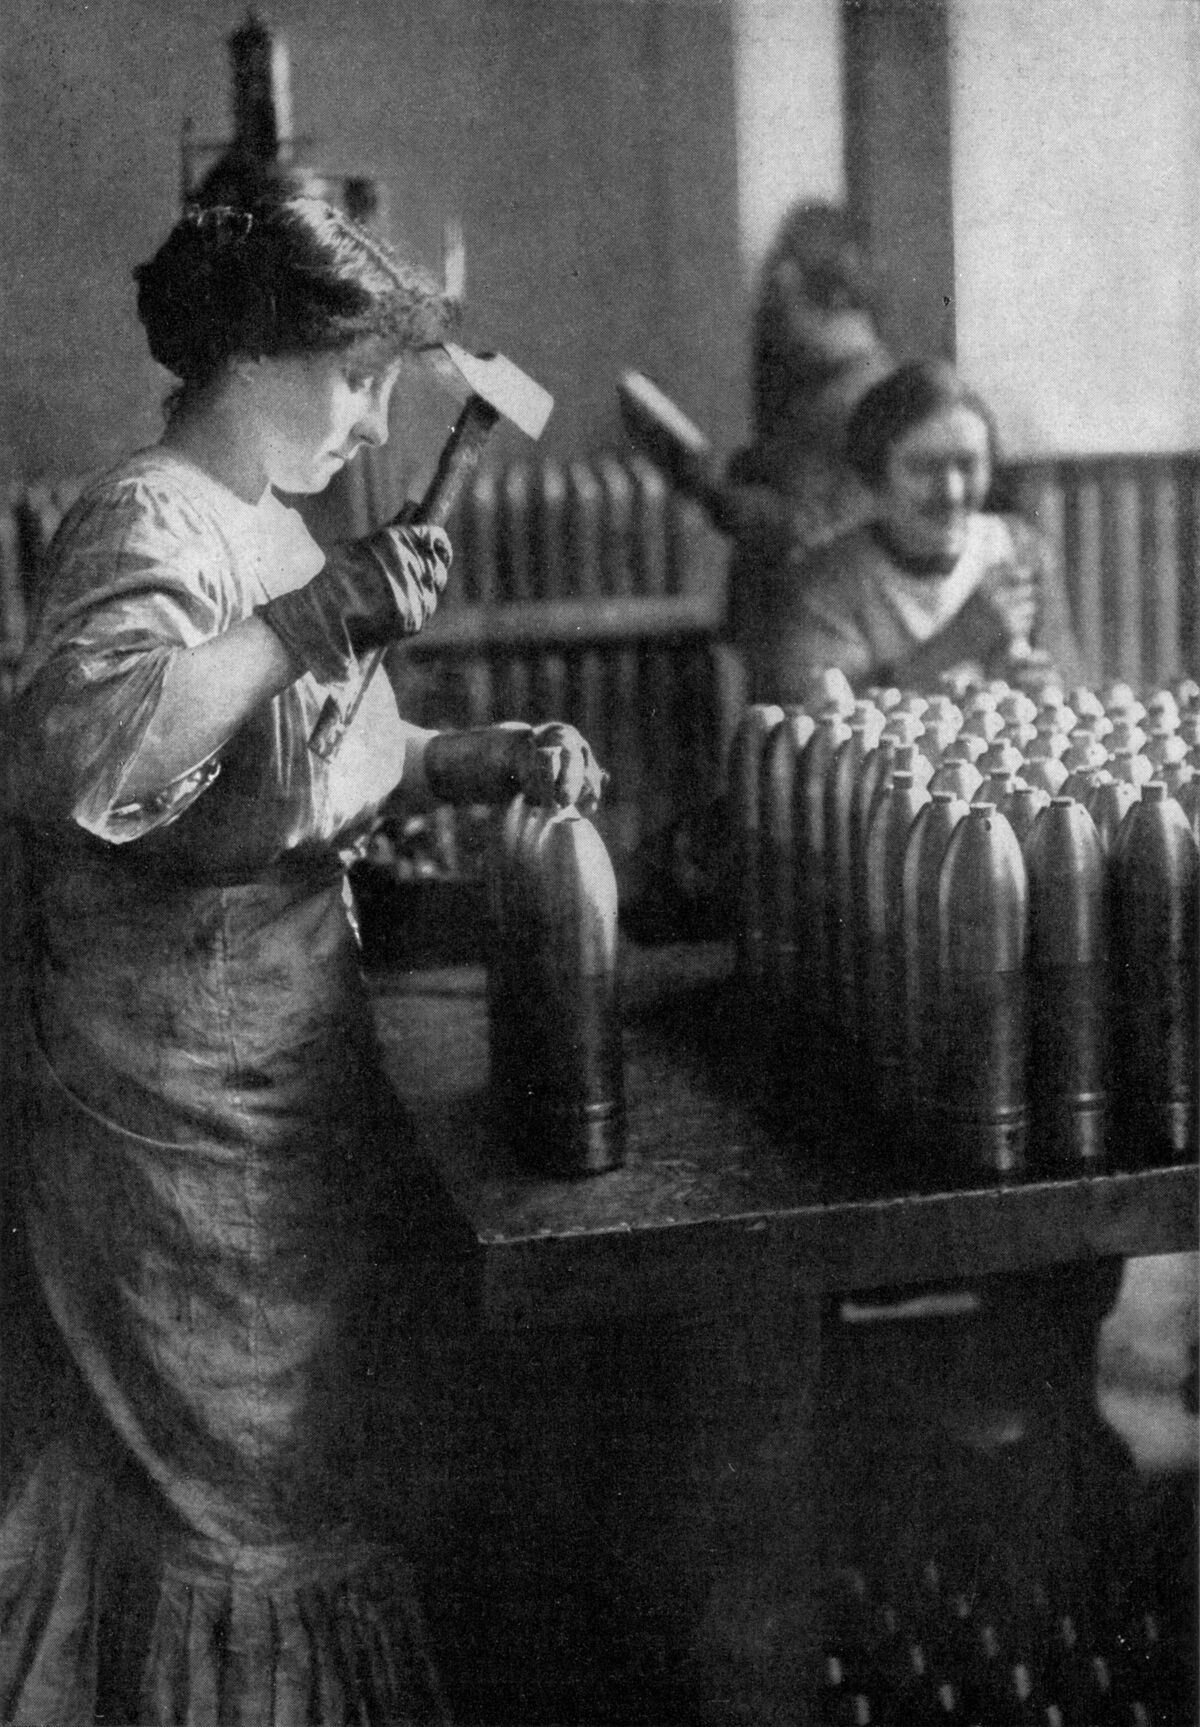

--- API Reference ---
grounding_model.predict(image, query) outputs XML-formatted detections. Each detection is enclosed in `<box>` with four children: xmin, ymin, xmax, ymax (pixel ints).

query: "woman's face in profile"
<box><xmin>252</xmin><ymin>343</ymin><xmax>405</xmax><ymax>494</ymax></box>
<box><xmin>877</xmin><ymin>405</ymin><xmax>992</xmax><ymax>566</ymax></box>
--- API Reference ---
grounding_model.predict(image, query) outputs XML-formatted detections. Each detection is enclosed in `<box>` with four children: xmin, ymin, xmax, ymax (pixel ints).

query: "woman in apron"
<box><xmin>1</xmin><ymin>194</ymin><xmax>601</xmax><ymax>1724</ymax></box>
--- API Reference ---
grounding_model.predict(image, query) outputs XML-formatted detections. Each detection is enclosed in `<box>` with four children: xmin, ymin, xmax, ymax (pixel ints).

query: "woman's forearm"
<box><xmin>118</xmin><ymin>616</ymin><xmax>297</xmax><ymax>800</ymax></box>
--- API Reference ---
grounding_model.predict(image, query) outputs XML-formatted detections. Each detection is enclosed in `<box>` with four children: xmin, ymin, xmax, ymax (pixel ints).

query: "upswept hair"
<box><xmin>750</xmin><ymin>200</ymin><xmax>883</xmax><ymax>437</ymax></box>
<box><xmin>844</xmin><ymin>360</ymin><xmax>999</xmax><ymax>490</ymax></box>
<box><xmin>134</xmin><ymin>196</ymin><xmax>458</xmax><ymax>399</ymax></box>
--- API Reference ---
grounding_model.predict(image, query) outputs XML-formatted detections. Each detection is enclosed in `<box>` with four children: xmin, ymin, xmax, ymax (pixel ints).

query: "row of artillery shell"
<box><xmin>729</xmin><ymin>680</ymin><xmax>1199</xmax><ymax>1172</ymax></box>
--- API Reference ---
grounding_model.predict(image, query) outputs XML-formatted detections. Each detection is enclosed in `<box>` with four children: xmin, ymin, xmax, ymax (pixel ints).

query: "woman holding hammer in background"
<box><xmin>1</xmin><ymin>194</ymin><xmax>601</xmax><ymax>1721</ymax></box>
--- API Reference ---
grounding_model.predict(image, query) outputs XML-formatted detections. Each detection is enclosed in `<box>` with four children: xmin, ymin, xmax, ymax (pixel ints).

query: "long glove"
<box><xmin>424</xmin><ymin>722</ymin><xmax>606</xmax><ymax>812</ymax></box>
<box><xmin>257</xmin><ymin>523</ymin><xmax>452</xmax><ymax>684</ymax></box>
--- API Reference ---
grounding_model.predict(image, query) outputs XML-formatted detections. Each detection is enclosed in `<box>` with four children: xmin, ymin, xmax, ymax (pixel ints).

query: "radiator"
<box><xmin>1008</xmin><ymin>454</ymin><xmax>1200</xmax><ymax>690</ymax></box>
<box><xmin>4</xmin><ymin>452</ymin><xmax>1198</xmax><ymax>858</ymax></box>
<box><xmin>391</xmin><ymin>454</ymin><xmax>730</xmax><ymax>847</ymax></box>
<box><xmin>0</xmin><ymin>458</ymin><xmax>731</xmax><ymax>866</ymax></box>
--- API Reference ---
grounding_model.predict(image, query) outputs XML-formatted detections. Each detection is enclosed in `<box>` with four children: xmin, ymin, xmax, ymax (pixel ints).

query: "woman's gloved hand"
<box><xmin>979</xmin><ymin>558</ymin><xmax>1038</xmax><ymax>653</ymax></box>
<box><xmin>257</xmin><ymin>522</ymin><xmax>452</xmax><ymax>683</ymax></box>
<box><xmin>516</xmin><ymin>723</ymin><xmax>606</xmax><ymax>812</ymax></box>
<box><xmin>424</xmin><ymin>722</ymin><xmax>606</xmax><ymax>813</ymax></box>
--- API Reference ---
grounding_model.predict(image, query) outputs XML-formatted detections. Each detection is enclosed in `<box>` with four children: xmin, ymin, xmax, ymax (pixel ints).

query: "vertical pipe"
<box><xmin>568</xmin><ymin>460</ymin><xmax>606</xmax><ymax>756</ymax></box>
<box><xmin>533</xmin><ymin>457</ymin><xmax>568</xmax><ymax>603</ymax></box>
<box><xmin>1146</xmin><ymin>466</ymin><xmax>1182</xmax><ymax>688</ymax></box>
<box><xmin>1103</xmin><ymin>464</ymin><xmax>1142</xmax><ymax>688</ymax></box>
<box><xmin>598</xmin><ymin>455</ymin><xmax>642</xmax><ymax>825</ymax></box>
<box><xmin>458</xmin><ymin>471</ymin><xmax>497</xmax><ymax>721</ymax></box>
<box><xmin>1068</xmin><ymin>469</ymin><xmax>1105</xmax><ymax>686</ymax></box>
<box><xmin>501</xmin><ymin>462</ymin><xmax>533</xmax><ymax>605</ymax></box>
<box><xmin>532</xmin><ymin>459</ymin><xmax>569</xmax><ymax>718</ymax></box>
<box><xmin>629</xmin><ymin>455</ymin><xmax>670</xmax><ymax>597</ymax></box>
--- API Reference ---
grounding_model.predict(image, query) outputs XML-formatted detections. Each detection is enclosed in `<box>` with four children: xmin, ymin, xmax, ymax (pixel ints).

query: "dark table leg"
<box><xmin>667</xmin><ymin>1270</ymin><xmax>824</xmax><ymax>1727</ymax></box>
<box><xmin>810</xmin><ymin>1256</ymin><xmax>1194</xmax><ymax>1721</ymax></box>
<box><xmin>421</xmin><ymin>1265</ymin><xmax>824</xmax><ymax>1726</ymax></box>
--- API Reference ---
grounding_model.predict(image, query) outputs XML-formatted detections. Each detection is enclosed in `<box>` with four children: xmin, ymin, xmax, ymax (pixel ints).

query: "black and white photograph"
<box><xmin>1</xmin><ymin>2</ymin><xmax>1197</xmax><ymax>1722</ymax></box>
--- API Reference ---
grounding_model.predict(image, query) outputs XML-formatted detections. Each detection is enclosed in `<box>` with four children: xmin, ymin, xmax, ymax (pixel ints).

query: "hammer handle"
<box><xmin>616</xmin><ymin>372</ymin><xmax>728</xmax><ymax>518</ymax></box>
<box><xmin>420</xmin><ymin>394</ymin><xmax>501</xmax><ymax>525</ymax></box>
<box><xmin>308</xmin><ymin>395</ymin><xmax>502</xmax><ymax>760</ymax></box>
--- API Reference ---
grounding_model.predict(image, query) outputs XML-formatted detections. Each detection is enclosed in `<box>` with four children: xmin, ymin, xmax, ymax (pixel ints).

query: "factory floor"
<box><xmin>811</xmin><ymin>1251</ymin><xmax>1198</xmax><ymax>1726</ymax></box>
<box><xmin>2</xmin><ymin>1195</ymin><xmax>1195</xmax><ymax>1722</ymax></box>
<box><xmin>421</xmin><ymin>1253</ymin><xmax>1197</xmax><ymax>1726</ymax></box>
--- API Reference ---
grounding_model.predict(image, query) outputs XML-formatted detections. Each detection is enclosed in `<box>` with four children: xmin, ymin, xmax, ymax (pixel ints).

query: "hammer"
<box><xmin>616</xmin><ymin>371</ymin><xmax>731</xmax><ymax>525</ymax></box>
<box><xmin>308</xmin><ymin>341</ymin><xmax>554</xmax><ymax>759</ymax></box>
<box><xmin>616</xmin><ymin>369</ymin><xmax>804</xmax><ymax>562</ymax></box>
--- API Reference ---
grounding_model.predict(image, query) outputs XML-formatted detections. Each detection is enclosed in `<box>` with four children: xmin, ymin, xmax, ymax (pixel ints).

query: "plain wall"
<box><xmin>950</xmin><ymin>0</ymin><xmax>1200</xmax><ymax>457</ymax></box>
<box><xmin>731</xmin><ymin>0</ymin><xmax>845</xmax><ymax>286</ymax></box>
<box><xmin>843</xmin><ymin>0</ymin><xmax>956</xmax><ymax>364</ymax></box>
<box><xmin>1</xmin><ymin>0</ymin><xmax>748</xmax><ymax>488</ymax></box>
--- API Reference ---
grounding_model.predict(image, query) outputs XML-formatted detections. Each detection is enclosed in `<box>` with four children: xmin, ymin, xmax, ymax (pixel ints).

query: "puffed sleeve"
<box><xmin>14</xmin><ymin>478</ymin><xmax>236</xmax><ymax>842</ymax></box>
<box><xmin>776</xmin><ymin>583</ymin><xmax>876</xmax><ymax>703</ymax></box>
<box><xmin>742</xmin><ymin>541</ymin><xmax>876</xmax><ymax>706</ymax></box>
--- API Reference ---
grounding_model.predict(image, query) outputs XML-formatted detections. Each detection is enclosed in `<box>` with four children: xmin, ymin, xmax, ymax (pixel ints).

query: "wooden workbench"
<box><xmin>373</xmin><ymin>942</ymin><xmax>1196</xmax><ymax>1324</ymax></box>
<box><xmin>371</xmin><ymin>942</ymin><xmax>1197</xmax><ymax>1726</ymax></box>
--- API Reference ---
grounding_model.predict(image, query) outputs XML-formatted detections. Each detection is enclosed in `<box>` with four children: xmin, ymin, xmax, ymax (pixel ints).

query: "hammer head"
<box><xmin>617</xmin><ymin>371</ymin><xmax>719</xmax><ymax>503</ymax></box>
<box><xmin>440</xmin><ymin>340</ymin><xmax>554</xmax><ymax>440</ymax></box>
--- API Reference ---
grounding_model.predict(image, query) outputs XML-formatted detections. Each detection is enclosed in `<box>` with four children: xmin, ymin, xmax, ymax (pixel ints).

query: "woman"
<box><xmin>733</xmin><ymin>359</ymin><xmax>1085</xmax><ymax>703</ymax></box>
<box><xmin>1</xmin><ymin>196</ymin><xmax>601</xmax><ymax>1722</ymax></box>
<box><xmin>730</xmin><ymin>362</ymin><xmax>1122</xmax><ymax>1507</ymax></box>
<box><xmin>725</xmin><ymin>200</ymin><xmax>893</xmax><ymax>561</ymax></box>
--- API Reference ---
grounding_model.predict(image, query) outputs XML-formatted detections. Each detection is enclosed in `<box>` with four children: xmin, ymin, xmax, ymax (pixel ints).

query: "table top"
<box><xmin>373</xmin><ymin>942</ymin><xmax>1198</xmax><ymax>1328</ymax></box>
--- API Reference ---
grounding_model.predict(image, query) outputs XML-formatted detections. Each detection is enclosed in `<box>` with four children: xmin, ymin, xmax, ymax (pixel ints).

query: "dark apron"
<box><xmin>0</xmin><ymin>846</ymin><xmax>451</xmax><ymax>1725</ymax></box>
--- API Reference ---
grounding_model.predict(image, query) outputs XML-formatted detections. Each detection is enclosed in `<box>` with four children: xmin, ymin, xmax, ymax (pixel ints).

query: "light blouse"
<box><xmin>734</xmin><ymin>511</ymin><xmax>1084</xmax><ymax>705</ymax></box>
<box><xmin>15</xmin><ymin>446</ymin><xmax>427</xmax><ymax>874</ymax></box>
